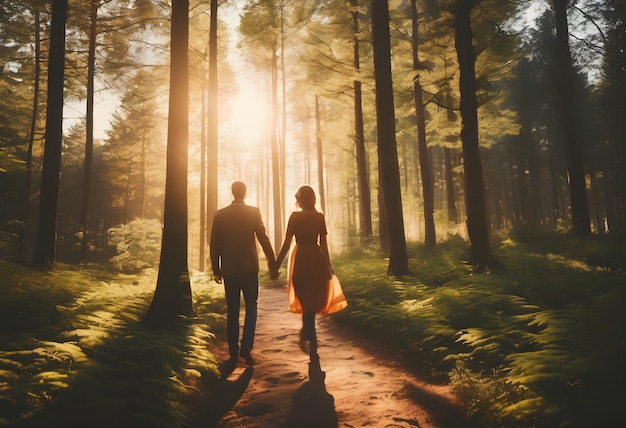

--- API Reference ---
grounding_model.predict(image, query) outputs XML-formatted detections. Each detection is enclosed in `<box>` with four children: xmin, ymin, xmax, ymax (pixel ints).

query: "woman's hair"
<box><xmin>295</xmin><ymin>185</ymin><xmax>316</xmax><ymax>210</ymax></box>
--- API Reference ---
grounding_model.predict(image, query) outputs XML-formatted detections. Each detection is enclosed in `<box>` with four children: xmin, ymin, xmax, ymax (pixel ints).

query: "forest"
<box><xmin>1</xmin><ymin>0</ymin><xmax>625</xmax><ymax>427</ymax></box>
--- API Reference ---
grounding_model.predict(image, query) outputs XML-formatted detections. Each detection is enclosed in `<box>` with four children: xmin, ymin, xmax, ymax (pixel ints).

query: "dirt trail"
<box><xmin>212</xmin><ymin>281</ymin><xmax>467</xmax><ymax>428</ymax></box>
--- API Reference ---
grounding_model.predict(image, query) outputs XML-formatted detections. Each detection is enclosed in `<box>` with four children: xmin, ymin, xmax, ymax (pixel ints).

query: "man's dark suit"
<box><xmin>210</xmin><ymin>200</ymin><xmax>275</xmax><ymax>362</ymax></box>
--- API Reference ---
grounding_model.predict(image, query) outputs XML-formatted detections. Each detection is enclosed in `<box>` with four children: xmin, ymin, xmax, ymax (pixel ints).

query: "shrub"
<box><xmin>107</xmin><ymin>219</ymin><xmax>162</xmax><ymax>273</ymax></box>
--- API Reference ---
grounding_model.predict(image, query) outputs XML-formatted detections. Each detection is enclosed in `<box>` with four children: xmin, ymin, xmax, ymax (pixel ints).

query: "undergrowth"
<box><xmin>332</xmin><ymin>231</ymin><xmax>626</xmax><ymax>427</ymax></box>
<box><xmin>2</xmin><ymin>228</ymin><xmax>625</xmax><ymax>427</ymax></box>
<box><xmin>0</xmin><ymin>261</ymin><xmax>225</xmax><ymax>427</ymax></box>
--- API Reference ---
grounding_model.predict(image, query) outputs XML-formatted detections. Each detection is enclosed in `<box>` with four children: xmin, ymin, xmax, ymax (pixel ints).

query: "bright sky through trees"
<box><xmin>230</xmin><ymin>85</ymin><xmax>269</xmax><ymax>148</ymax></box>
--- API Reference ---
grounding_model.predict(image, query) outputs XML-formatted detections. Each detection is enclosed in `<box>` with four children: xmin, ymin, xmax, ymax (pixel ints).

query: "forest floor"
<box><xmin>206</xmin><ymin>280</ymin><xmax>468</xmax><ymax>428</ymax></box>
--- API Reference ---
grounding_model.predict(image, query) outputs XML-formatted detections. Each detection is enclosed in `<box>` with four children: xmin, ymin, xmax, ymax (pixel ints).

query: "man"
<box><xmin>210</xmin><ymin>181</ymin><xmax>277</xmax><ymax>366</ymax></box>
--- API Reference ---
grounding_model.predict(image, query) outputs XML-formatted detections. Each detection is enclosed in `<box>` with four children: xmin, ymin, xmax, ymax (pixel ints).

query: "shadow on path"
<box><xmin>284</xmin><ymin>360</ymin><xmax>338</xmax><ymax>428</ymax></box>
<box><xmin>400</xmin><ymin>382</ymin><xmax>470</xmax><ymax>427</ymax></box>
<box><xmin>214</xmin><ymin>283</ymin><xmax>465</xmax><ymax>427</ymax></box>
<box><xmin>205</xmin><ymin>365</ymin><xmax>254</xmax><ymax>425</ymax></box>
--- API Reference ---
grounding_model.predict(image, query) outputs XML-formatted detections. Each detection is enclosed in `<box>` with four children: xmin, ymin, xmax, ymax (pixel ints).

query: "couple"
<box><xmin>210</xmin><ymin>181</ymin><xmax>347</xmax><ymax>371</ymax></box>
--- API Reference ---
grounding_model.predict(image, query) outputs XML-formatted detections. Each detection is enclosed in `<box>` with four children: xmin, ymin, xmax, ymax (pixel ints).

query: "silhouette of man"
<box><xmin>210</xmin><ymin>181</ymin><xmax>277</xmax><ymax>366</ymax></box>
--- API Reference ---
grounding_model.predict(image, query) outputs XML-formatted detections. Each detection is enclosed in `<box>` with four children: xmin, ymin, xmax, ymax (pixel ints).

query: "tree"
<box><xmin>552</xmin><ymin>0</ymin><xmax>591</xmax><ymax>236</ymax></box>
<box><xmin>17</xmin><ymin>4</ymin><xmax>43</xmax><ymax>263</ymax></box>
<box><xmin>410</xmin><ymin>0</ymin><xmax>436</xmax><ymax>247</ymax></box>
<box><xmin>315</xmin><ymin>94</ymin><xmax>326</xmax><ymax>212</ymax></box>
<box><xmin>596</xmin><ymin>0</ymin><xmax>626</xmax><ymax>231</ymax></box>
<box><xmin>144</xmin><ymin>0</ymin><xmax>195</xmax><ymax>326</ymax></box>
<box><xmin>77</xmin><ymin>0</ymin><xmax>100</xmax><ymax>263</ymax></box>
<box><xmin>103</xmin><ymin>70</ymin><xmax>167</xmax><ymax>225</ymax></box>
<box><xmin>371</xmin><ymin>0</ymin><xmax>409</xmax><ymax>276</ymax></box>
<box><xmin>205</xmin><ymin>0</ymin><xmax>218</xmax><ymax>269</ymax></box>
<box><xmin>32</xmin><ymin>0</ymin><xmax>68</xmax><ymax>268</ymax></box>
<box><xmin>454</xmin><ymin>0</ymin><xmax>491</xmax><ymax>270</ymax></box>
<box><xmin>350</xmin><ymin>0</ymin><xmax>373</xmax><ymax>238</ymax></box>
<box><xmin>286</xmin><ymin>0</ymin><xmax>375</xmax><ymax>244</ymax></box>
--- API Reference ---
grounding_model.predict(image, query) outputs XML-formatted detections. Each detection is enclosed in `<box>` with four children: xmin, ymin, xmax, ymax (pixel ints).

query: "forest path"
<box><xmin>210</xmin><ymin>281</ymin><xmax>468</xmax><ymax>428</ymax></box>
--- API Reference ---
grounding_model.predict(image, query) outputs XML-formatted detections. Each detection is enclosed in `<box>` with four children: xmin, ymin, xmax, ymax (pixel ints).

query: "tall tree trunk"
<box><xmin>315</xmin><ymin>95</ymin><xmax>326</xmax><ymax>213</ymax></box>
<box><xmin>305</xmin><ymin>131</ymin><xmax>311</xmax><ymax>184</ymax></box>
<box><xmin>206</xmin><ymin>0</ymin><xmax>218</xmax><ymax>253</ymax></box>
<box><xmin>271</xmin><ymin>50</ymin><xmax>283</xmax><ymax>250</ymax></box>
<box><xmin>444</xmin><ymin>147</ymin><xmax>458</xmax><ymax>223</ymax></box>
<box><xmin>414</xmin><ymin>80</ymin><xmax>436</xmax><ymax>246</ymax></box>
<box><xmin>280</xmin><ymin>2</ymin><xmax>287</xmax><ymax>224</ymax></box>
<box><xmin>144</xmin><ymin>0</ymin><xmax>195</xmax><ymax>326</ymax></box>
<box><xmin>140</xmin><ymin>126</ymin><xmax>147</xmax><ymax>217</ymax></box>
<box><xmin>79</xmin><ymin>0</ymin><xmax>99</xmax><ymax>263</ymax></box>
<box><xmin>199</xmin><ymin>85</ymin><xmax>206</xmax><ymax>272</ymax></box>
<box><xmin>124</xmin><ymin>164</ymin><xmax>131</xmax><ymax>223</ymax></box>
<box><xmin>33</xmin><ymin>0</ymin><xmax>68</xmax><ymax>268</ymax></box>
<box><xmin>552</xmin><ymin>0</ymin><xmax>590</xmax><ymax>236</ymax></box>
<box><xmin>351</xmin><ymin>1</ymin><xmax>372</xmax><ymax>237</ymax></box>
<box><xmin>514</xmin><ymin>138</ymin><xmax>531</xmax><ymax>225</ymax></box>
<box><xmin>410</xmin><ymin>0</ymin><xmax>435</xmax><ymax>247</ymax></box>
<box><xmin>377</xmin><ymin>172</ymin><xmax>388</xmax><ymax>252</ymax></box>
<box><xmin>444</xmin><ymin>86</ymin><xmax>459</xmax><ymax>224</ymax></box>
<box><xmin>18</xmin><ymin>9</ymin><xmax>41</xmax><ymax>264</ymax></box>
<box><xmin>454</xmin><ymin>0</ymin><xmax>492</xmax><ymax>270</ymax></box>
<box><xmin>371</xmin><ymin>0</ymin><xmax>409</xmax><ymax>276</ymax></box>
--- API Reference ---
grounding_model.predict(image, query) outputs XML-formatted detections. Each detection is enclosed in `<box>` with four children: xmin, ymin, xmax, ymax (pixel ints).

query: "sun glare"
<box><xmin>231</xmin><ymin>87</ymin><xmax>269</xmax><ymax>148</ymax></box>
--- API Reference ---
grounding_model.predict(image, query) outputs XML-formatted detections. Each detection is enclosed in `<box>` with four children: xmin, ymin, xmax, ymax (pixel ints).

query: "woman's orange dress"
<box><xmin>286</xmin><ymin>211</ymin><xmax>347</xmax><ymax>315</ymax></box>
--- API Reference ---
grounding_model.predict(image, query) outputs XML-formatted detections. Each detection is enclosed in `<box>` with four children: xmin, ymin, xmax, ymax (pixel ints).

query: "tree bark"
<box><xmin>552</xmin><ymin>0</ymin><xmax>591</xmax><ymax>236</ymax></box>
<box><xmin>79</xmin><ymin>0</ymin><xmax>99</xmax><ymax>263</ymax></box>
<box><xmin>315</xmin><ymin>95</ymin><xmax>326</xmax><ymax>213</ymax></box>
<box><xmin>351</xmin><ymin>1</ymin><xmax>372</xmax><ymax>237</ymax></box>
<box><xmin>33</xmin><ymin>0</ymin><xmax>68</xmax><ymax>268</ymax></box>
<box><xmin>271</xmin><ymin>50</ymin><xmax>283</xmax><ymax>251</ymax></box>
<box><xmin>17</xmin><ymin>9</ymin><xmax>41</xmax><ymax>264</ymax></box>
<box><xmin>371</xmin><ymin>0</ymin><xmax>409</xmax><ymax>276</ymax></box>
<box><xmin>444</xmin><ymin>147</ymin><xmax>458</xmax><ymax>223</ymax></box>
<box><xmin>280</xmin><ymin>3</ymin><xmax>287</xmax><ymax>223</ymax></box>
<box><xmin>199</xmin><ymin>86</ymin><xmax>206</xmax><ymax>272</ymax></box>
<box><xmin>206</xmin><ymin>0</ymin><xmax>219</xmax><ymax>257</ymax></box>
<box><xmin>411</xmin><ymin>0</ymin><xmax>435</xmax><ymax>247</ymax></box>
<box><xmin>144</xmin><ymin>0</ymin><xmax>195</xmax><ymax>326</ymax></box>
<box><xmin>454</xmin><ymin>0</ymin><xmax>492</xmax><ymax>270</ymax></box>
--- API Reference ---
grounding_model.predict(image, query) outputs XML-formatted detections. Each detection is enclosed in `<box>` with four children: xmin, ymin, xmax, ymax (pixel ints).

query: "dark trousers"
<box><xmin>224</xmin><ymin>272</ymin><xmax>259</xmax><ymax>358</ymax></box>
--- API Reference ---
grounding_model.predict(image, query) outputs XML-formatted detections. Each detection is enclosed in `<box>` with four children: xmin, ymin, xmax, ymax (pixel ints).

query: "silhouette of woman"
<box><xmin>274</xmin><ymin>186</ymin><xmax>347</xmax><ymax>369</ymax></box>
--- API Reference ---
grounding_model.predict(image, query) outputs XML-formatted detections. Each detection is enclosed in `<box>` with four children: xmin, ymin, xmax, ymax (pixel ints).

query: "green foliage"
<box><xmin>333</xmin><ymin>232</ymin><xmax>626</xmax><ymax>427</ymax></box>
<box><xmin>0</xmin><ymin>260</ymin><xmax>225</xmax><ymax>427</ymax></box>
<box><xmin>107</xmin><ymin>219</ymin><xmax>163</xmax><ymax>273</ymax></box>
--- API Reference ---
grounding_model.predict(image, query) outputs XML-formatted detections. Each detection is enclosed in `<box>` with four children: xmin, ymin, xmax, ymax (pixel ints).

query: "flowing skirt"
<box><xmin>287</xmin><ymin>245</ymin><xmax>348</xmax><ymax>314</ymax></box>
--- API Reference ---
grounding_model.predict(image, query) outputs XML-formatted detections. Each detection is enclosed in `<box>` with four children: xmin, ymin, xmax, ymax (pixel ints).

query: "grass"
<box><xmin>1</xmin><ymin>228</ymin><xmax>625</xmax><ymax>427</ymax></box>
<box><xmin>331</xmin><ymin>231</ymin><xmax>626</xmax><ymax>427</ymax></box>
<box><xmin>0</xmin><ymin>262</ymin><xmax>226</xmax><ymax>427</ymax></box>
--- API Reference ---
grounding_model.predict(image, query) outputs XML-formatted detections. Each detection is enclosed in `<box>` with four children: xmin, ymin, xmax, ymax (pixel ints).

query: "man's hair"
<box><xmin>232</xmin><ymin>181</ymin><xmax>246</xmax><ymax>199</ymax></box>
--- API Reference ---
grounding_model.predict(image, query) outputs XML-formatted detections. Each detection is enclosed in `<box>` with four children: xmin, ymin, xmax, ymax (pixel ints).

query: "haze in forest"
<box><xmin>0</xmin><ymin>0</ymin><xmax>623</xmax><ymax>272</ymax></box>
<box><xmin>1</xmin><ymin>1</ymin><xmax>625</xmax><ymax>426</ymax></box>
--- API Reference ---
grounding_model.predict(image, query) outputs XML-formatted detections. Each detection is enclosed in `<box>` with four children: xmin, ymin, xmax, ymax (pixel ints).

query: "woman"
<box><xmin>274</xmin><ymin>186</ymin><xmax>347</xmax><ymax>366</ymax></box>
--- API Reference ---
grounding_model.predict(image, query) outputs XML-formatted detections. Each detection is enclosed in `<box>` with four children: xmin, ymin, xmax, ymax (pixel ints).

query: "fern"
<box><xmin>333</xmin><ymin>233</ymin><xmax>626</xmax><ymax>427</ymax></box>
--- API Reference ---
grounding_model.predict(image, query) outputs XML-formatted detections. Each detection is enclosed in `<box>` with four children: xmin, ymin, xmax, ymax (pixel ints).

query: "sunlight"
<box><xmin>230</xmin><ymin>85</ymin><xmax>269</xmax><ymax>148</ymax></box>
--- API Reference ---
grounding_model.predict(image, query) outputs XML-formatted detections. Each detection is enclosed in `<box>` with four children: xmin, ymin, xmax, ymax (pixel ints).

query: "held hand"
<box><xmin>213</xmin><ymin>275</ymin><xmax>223</xmax><ymax>284</ymax></box>
<box><xmin>269</xmin><ymin>260</ymin><xmax>280</xmax><ymax>280</ymax></box>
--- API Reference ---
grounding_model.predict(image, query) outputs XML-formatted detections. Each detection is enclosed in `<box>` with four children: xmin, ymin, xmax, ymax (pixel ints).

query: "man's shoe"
<box><xmin>240</xmin><ymin>349</ymin><xmax>255</xmax><ymax>366</ymax></box>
